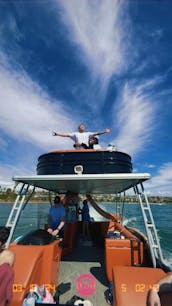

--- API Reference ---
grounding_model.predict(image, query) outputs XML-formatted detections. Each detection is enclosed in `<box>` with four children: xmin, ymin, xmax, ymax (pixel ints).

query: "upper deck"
<box><xmin>36</xmin><ymin>149</ymin><xmax>133</xmax><ymax>175</ymax></box>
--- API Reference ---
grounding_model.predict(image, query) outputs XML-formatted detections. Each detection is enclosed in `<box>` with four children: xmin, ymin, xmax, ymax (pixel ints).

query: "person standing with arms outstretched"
<box><xmin>52</xmin><ymin>124</ymin><xmax>112</xmax><ymax>149</ymax></box>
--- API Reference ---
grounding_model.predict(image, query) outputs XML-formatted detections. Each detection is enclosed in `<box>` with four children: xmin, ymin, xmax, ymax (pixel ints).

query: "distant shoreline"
<box><xmin>0</xmin><ymin>200</ymin><xmax>49</xmax><ymax>204</ymax></box>
<box><xmin>0</xmin><ymin>200</ymin><xmax>172</xmax><ymax>205</ymax></box>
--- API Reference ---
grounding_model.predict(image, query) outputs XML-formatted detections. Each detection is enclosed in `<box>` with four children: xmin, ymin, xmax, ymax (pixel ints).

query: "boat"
<box><xmin>5</xmin><ymin>149</ymin><xmax>172</xmax><ymax>306</ymax></box>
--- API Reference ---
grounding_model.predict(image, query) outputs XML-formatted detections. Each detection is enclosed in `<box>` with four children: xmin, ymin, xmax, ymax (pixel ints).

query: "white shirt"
<box><xmin>70</xmin><ymin>132</ymin><xmax>93</xmax><ymax>146</ymax></box>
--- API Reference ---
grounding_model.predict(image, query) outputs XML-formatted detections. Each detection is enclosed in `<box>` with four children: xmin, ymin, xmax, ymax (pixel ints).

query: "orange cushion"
<box><xmin>112</xmin><ymin>266</ymin><xmax>166</xmax><ymax>306</ymax></box>
<box><xmin>9</xmin><ymin>245</ymin><xmax>43</xmax><ymax>289</ymax></box>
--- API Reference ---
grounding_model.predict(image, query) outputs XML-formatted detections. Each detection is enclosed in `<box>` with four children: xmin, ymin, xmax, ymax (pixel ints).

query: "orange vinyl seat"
<box><xmin>105</xmin><ymin>238</ymin><xmax>143</xmax><ymax>282</ymax></box>
<box><xmin>112</xmin><ymin>266</ymin><xmax>166</xmax><ymax>306</ymax></box>
<box><xmin>9</xmin><ymin>240</ymin><xmax>62</xmax><ymax>306</ymax></box>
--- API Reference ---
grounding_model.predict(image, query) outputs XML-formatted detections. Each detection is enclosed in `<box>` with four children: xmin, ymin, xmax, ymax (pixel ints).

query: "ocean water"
<box><xmin>0</xmin><ymin>202</ymin><xmax>172</xmax><ymax>266</ymax></box>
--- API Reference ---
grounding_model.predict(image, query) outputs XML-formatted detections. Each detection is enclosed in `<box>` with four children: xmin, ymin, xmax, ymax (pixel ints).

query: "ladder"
<box><xmin>5</xmin><ymin>183</ymin><xmax>30</xmax><ymax>246</ymax></box>
<box><xmin>134</xmin><ymin>182</ymin><xmax>164</xmax><ymax>268</ymax></box>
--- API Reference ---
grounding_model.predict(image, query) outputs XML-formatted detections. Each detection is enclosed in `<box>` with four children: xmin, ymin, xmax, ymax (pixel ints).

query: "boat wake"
<box><xmin>162</xmin><ymin>252</ymin><xmax>172</xmax><ymax>269</ymax></box>
<box><xmin>123</xmin><ymin>216</ymin><xmax>137</xmax><ymax>226</ymax></box>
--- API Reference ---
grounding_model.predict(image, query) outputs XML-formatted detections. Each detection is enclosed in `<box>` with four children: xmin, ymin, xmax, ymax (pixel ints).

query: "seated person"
<box><xmin>74</xmin><ymin>136</ymin><xmax>100</xmax><ymax>149</ymax></box>
<box><xmin>88</xmin><ymin>136</ymin><xmax>100</xmax><ymax>149</ymax></box>
<box><xmin>146</xmin><ymin>274</ymin><xmax>172</xmax><ymax>306</ymax></box>
<box><xmin>0</xmin><ymin>226</ymin><xmax>15</xmax><ymax>306</ymax></box>
<box><xmin>47</xmin><ymin>196</ymin><xmax>66</xmax><ymax>238</ymax></box>
<box><xmin>0</xmin><ymin>226</ymin><xmax>15</xmax><ymax>266</ymax></box>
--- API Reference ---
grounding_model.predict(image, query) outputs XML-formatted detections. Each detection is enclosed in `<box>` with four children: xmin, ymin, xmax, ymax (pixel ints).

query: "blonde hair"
<box><xmin>0</xmin><ymin>249</ymin><xmax>15</xmax><ymax>266</ymax></box>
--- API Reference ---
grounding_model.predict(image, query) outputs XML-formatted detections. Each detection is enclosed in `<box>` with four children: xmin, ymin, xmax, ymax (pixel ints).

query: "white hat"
<box><xmin>74</xmin><ymin>300</ymin><xmax>93</xmax><ymax>306</ymax></box>
<box><xmin>74</xmin><ymin>300</ymin><xmax>84</xmax><ymax>305</ymax></box>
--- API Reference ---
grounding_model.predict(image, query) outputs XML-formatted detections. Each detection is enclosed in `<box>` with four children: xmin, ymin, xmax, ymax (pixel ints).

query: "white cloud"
<box><xmin>112</xmin><ymin>82</ymin><xmax>154</xmax><ymax>155</ymax></box>
<box><xmin>0</xmin><ymin>60</ymin><xmax>76</xmax><ymax>151</ymax></box>
<box><xmin>0</xmin><ymin>164</ymin><xmax>21</xmax><ymax>188</ymax></box>
<box><xmin>54</xmin><ymin>0</ymin><xmax>159</xmax><ymax>160</ymax></box>
<box><xmin>0</xmin><ymin>52</ymin><xmax>80</xmax><ymax>185</ymax></box>
<box><xmin>0</xmin><ymin>160</ymin><xmax>38</xmax><ymax>188</ymax></box>
<box><xmin>145</xmin><ymin>163</ymin><xmax>172</xmax><ymax>195</ymax></box>
<box><xmin>56</xmin><ymin>0</ymin><xmax>129</xmax><ymax>84</ymax></box>
<box><xmin>144</xmin><ymin>164</ymin><xmax>156</xmax><ymax>169</ymax></box>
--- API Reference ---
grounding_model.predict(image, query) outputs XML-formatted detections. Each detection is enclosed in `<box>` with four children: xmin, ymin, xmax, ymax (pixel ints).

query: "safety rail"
<box><xmin>5</xmin><ymin>183</ymin><xmax>32</xmax><ymax>246</ymax></box>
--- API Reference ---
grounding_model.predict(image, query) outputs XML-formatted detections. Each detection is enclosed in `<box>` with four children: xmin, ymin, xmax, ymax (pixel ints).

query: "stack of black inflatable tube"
<box><xmin>36</xmin><ymin>150</ymin><xmax>132</xmax><ymax>175</ymax></box>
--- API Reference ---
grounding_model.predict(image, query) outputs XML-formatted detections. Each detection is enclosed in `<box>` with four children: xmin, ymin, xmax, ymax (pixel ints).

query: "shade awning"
<box><xmin>13</xmin><ymin>173</ymin><xmax>150</xmax><ymax>194</ymax></box>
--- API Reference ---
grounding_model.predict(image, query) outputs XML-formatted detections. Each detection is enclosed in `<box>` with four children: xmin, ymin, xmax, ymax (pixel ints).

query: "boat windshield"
<box><xmin>8</xmin><ymin>200</ymin><xmax>146</xmax><ymax>242</ymax></box>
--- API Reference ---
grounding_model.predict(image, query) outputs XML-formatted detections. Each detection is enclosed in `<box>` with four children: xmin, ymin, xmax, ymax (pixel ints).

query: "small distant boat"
<box><xmin>5</xmin><ymin>149</ymin><xmax>172</xmax><ymax>306</ymax></box>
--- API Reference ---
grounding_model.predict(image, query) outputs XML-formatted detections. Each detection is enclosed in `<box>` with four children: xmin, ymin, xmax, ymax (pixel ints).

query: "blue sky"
<box><xmin>0</xmin><ymin>0</ymin><xmax>172</xmax><ymax>195</ymax></box>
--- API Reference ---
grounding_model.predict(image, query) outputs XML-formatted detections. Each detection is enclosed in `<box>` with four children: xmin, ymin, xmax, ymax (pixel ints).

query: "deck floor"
<box><xmin>58</xmin><ymin>237</ymin><xmax>110</xmax><ymax>305</ymax></box>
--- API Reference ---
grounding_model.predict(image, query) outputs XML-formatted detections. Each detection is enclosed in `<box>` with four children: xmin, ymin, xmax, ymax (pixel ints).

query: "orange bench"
<box><xmin>105</xmin><ymin>238</ymin><xmax>143</xmax><ymax>281</ymax></box>
<box><xmin>9</xmin><ymin>240</ymin><xmax>62</xmax><ymax>306</ymax></box>
<box><xmin>112</xmin><ymin>266</ymin><xmax>166</xmax><ymax>306</ymax></box>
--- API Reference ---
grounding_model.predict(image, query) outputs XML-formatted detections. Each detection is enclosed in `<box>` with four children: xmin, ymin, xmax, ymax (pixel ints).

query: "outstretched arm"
<box><xmin>52</xmin><ymin>131</ymin><xmax>71</xmax><ymax>137</ymax></box>
<box><xmin>92</xmin><ymin>128</ymin><xmax>112</xmax><ymax>136</ymax></box>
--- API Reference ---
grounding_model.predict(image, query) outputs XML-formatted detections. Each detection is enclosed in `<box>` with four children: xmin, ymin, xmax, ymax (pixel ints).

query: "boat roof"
<box><xmin>13</xmin><ymin>173</ymin><xmax>150</xmax><ymax>194</ymax></box>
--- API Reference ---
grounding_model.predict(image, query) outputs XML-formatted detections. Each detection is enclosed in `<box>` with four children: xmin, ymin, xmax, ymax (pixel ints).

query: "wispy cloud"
<box><xmin>0</xmin><ymin>52</ymin><xmax>78</xmax><ymax>186</ymax></box>
<box><xmin>145</xmin><ymin>163</ymin><xmax>172</xmax><ymax>195</ymax></box>
<box><xmin>0</xmin><ymin>164</ymin><xmax>33</xmax><ymax>188</ymax></box>
<box><xmin>144</xmin><ymin>164</ymin><xmax>156</xmax><ymax>169</ymax></box>
<box><xmin>112</xmin><ymin>81</ymin><xmax>155</xmax><ymax>155</ymax></box>
<box><xmin>54</xmin><ymin>0</ymin><xmax>160</xmax><ymax>158</ymax></box>
<box><xmin>0</xmin><ymin>56</ymin><xmax>75</xmax><ymax>151</ymax></box>
<box><xmin>56</xmin><ymin>0</ymin><xmax>129</xmax><ymax>85</ymax></box>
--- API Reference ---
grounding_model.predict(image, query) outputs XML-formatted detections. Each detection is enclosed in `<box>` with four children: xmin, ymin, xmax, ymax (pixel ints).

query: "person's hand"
<box><xmin>52</xmin><ymin>131</ymin><xmax>56</xmax><ymax>136</ymax></box>
<box><xmin>146</xmin><ymin>289</ymin><xmax>161</xmax><ymax>306</ymax></box>
<box><xmin>106</xmin><ymin>128</ymin><xmax>112</xmax><ymax>133</ymax></box>
<box><xmin>47</xmin><ymin>228</ymin><xmax>53</xmax><ymax>234</ymax></box>
<box><xmin>52</xmin><ymin>229</ymin><xmax>59</xmax><ymax>236</ymax></box>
